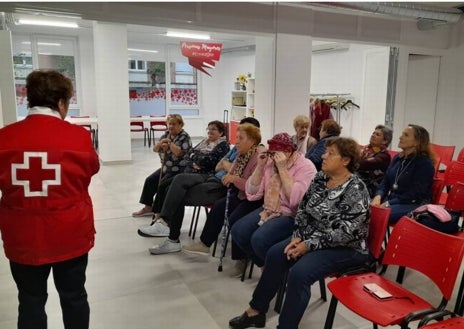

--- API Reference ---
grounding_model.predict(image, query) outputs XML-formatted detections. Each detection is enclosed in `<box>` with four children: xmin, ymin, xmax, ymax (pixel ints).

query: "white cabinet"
<box><xmin>230</xmin><ymin>77</ymin><xmax>256</xmax><ymax>121</ymax></box>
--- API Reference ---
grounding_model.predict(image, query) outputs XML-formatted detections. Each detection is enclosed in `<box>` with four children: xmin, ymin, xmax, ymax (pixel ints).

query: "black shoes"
<box><xmin>229</xmin><ymin>312</ymin><xmax>265</xmax><ymax>329</ymax></box>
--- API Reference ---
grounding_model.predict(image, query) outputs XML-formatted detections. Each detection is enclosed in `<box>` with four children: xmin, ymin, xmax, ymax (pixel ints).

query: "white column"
<box><xmin>0</xmin><ymin>30</ymin><xmax>17</xmax><ymax>127</ymax></box>
<box><xmin>274</xmin><ymin>33</ymin><xmax>312</xmax><ymax>136</ymax></box>
<box><xmin>93</xmin><ymin>22</ymin><xmax>131</xmax><ymax>163</ymax></box>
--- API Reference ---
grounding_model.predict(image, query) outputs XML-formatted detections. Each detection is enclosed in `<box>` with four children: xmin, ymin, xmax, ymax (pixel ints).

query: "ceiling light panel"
<box><xmin>166</xmin><ymin>31</ymin><xmax>210</xmax><ymax>40</ymax></box>
<box><xmin>16</xmin><ymin>19</ymin><xmax>78</xmax><ymax>28</ymax></box>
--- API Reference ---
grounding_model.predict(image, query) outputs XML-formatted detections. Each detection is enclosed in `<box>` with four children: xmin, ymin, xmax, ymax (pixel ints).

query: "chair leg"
<box><xmin>319</xmin><ymin>278</ymin><xmax>327</xmax><ymax>301</ymax></box>
<box><xmin>396</xmin><ymin>266</ymin><xmax>406</xmax><ymax>284</ymax></box>
<box><xmin>274</xmin><ymin>270</ymin><xmax>289</xmax><ymax>313</ymax></box>
<box><xmin>189</xmin><ymin>206</ymin><xmax>198</xmax><ymax>237</ymax></box>
<box><xmin>323</xmin><ymin>296</ymin><xmax>339</xmax><ymax>329</ymax></box>
<box><xmin>454</xmin><ymin>272</ymin><xmax>464</xmax><ymax>315</ymax></box>
<box><xmin>248</xmin><ymin>261</ymin><xmax>254</xmax><ymax>279</ymax></box>
<box><xmin>192</xmin><ymin>206</ymin><xmax>202</xmax><ymax>240</ymax></box>
<box><xmin>241</xmin><ymin>259</ymin><xmax>249</xmax><ymax>282</ymax></box>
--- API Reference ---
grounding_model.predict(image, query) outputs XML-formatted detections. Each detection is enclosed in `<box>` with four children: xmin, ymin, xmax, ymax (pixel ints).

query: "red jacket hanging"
<box><xmin>0</xmin><ymin>109</ymin><xmax>100</xmax><ymax>265</ymax></box>
<box><xmin>310</xmin><ymin>101</ymin><xmax>332</xmax><ymax>140</ymax></box>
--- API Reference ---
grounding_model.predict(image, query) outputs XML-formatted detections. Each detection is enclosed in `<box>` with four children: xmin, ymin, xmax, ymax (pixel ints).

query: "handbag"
<box><xmin>410</xmin><ymin>204</ymin><xmax>460</xmax><ymax>234</ymax></box>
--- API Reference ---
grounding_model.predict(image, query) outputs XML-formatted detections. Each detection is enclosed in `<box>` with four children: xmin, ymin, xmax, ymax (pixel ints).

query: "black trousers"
<box><xmin>10</xmin><ymin>254</ymin><xmax>90</xmax><ymax>329</ymax></box>
<box><xmin>200</xmin><ymin>191</ymin><xmax>263</xmax><ymax>260</ymax></box>
<box><xmin>139</xmin><ymin>169</ymin><xmax>176</xmax><ymax>207</ymax></box>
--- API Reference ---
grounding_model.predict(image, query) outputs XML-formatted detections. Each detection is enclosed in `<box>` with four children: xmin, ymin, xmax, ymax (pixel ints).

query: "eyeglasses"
<box><xmin>206</xmin><ymin>127</ymin><xmax>218</xmax><ymax>132</ymax></box>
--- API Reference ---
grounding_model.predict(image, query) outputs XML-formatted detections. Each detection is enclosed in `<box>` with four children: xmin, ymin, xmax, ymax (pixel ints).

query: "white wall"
<box><xmin>310</xmin><ymin>43</ymin><xmax>389</xmax><ymax>143</ymax></box>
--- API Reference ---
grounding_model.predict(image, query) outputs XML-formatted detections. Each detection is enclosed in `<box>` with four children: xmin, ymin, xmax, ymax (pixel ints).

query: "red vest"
<box><xmin>0</xmin><ymin>113</ymin><xmax>99</xmax><ymax>265</ymax></box>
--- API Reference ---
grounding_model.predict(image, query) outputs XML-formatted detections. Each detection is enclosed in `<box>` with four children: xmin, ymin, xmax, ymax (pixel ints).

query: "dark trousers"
<box><xmin>200</xmin><ymin>191</ymin><xmax>263</xmax><ymax>260</ymax></box>
<box><xmin>155</xmin><ymin>173</ymin><xmax>226</xmax><ymax>240</ymax></box>
<box><xmin>139</xmin><ymin>169</ymin><xmax>175</xmax><ymax>207</ymax></box>
<box><xmin>249</xmin><ymin>239</ymin><xmax>369</xmax><ymax>329</ymax></box>
<box><xmin>10</xmin><ymin>254</ymin><xmax>90</xmax><ymax>329</ymax></box>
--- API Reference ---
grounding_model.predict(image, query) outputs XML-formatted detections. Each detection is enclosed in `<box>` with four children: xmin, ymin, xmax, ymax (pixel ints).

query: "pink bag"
<box><xmin>412</xmin><ymin>204</ymin><xmax>452</xmax><ymax>222</ymax></box>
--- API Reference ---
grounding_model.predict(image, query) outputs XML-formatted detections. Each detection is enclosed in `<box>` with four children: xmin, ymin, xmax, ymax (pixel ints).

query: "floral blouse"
<box><xmin>160</xmin><ymin>130</ymin><xmax>192</xmax><ymax>175</ymax></box>
<box><xmin>293</xmin><ymin>171</ymin><xmax>370</xmax><ymax>253</ymax></box>
<box><xmin>184</xmin><ymin>138</ymin><xmax>230</xmax><ymax>175</ymax></box>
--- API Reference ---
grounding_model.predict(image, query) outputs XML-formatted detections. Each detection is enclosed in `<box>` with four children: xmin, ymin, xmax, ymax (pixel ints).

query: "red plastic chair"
<box><xmin>418</xmin><ymin>310</ymin><xmax>464</xmax><ymax>328</ymax></box>
<box><xmin>324</xmin><ymin>217</ymin><xmax>464</xmax><ymax>329</ymax></box>
<box><xmin>130</xmin><ymin>116</ymin><xmax>149</xmax><ymax>146</ymax></box>
<box><xmin>273</xmin><ymin>205</ymin><xmax>391</xmax><ymax>313</ymax></box>
<box><xmin>457</xmin><ymin>147</ymin><xmax>464</xmax><ymax>163</ymax></box>
<box><xmin>435</xmin><ymin>160</ymin><xmax>464</xmax><ymax>205</ymax></box>
<box><xmin>387</xmin><ymin>149</ymin><xmax>400</xmax><ymax>162</ymax></box>
<box><xmin>431</xmin><ymin>143</ymin><xmax>456</xmax><ymax>179</ymax></box>
<box><xmin>149</xmin><ymin>116</ymin><xmax>168</xmax><ymax>147</ymax></box>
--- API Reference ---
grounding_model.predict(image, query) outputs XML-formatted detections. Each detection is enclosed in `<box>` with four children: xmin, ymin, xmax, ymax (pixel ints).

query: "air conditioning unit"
<box><xmin>312</xmin><ymin>42</ymin><xmax>350</xmax><ymax>54</ymax></box>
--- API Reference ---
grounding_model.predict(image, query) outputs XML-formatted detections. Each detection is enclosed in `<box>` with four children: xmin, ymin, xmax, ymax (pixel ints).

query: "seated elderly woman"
<box><xmin>357</xmin><ymin>124</ymin><xmax>393</xmax><ymax>197</ymax></box>
<box><xmin>229</xmin><ymin>137</ymin><xmax>371</xmax><ymax>329</ymax></box>
<box><xmin>137</xmin><ymin>120</ymin><xmax>230</xmax><ymax>254</ymax></box>
<box><xmin>305</xmin><ymin>119</ymin><xmax>341</xmax><ymax>170</ymax></box>
<box><xmin>231</xmin><ymin>132</ymin><xmax>317</xmax><ymax>269</ymax></box>
<box><xmin>291</xmin><ymin>115</ymin><xmax>317</xmax><ymax>155</ymax></box>
<box><xmin>182</xmin><ymin>123</ymin><xmax>263</xmax><ymax>257</ymax></box>
<box><xmin>132</xmin><ymin>114</ymin><xmax>192</xmax><ymax>217</ymax></box>
<box><xmin>371</xmin><ymin>124</ymin><xmax>435</xmax><ymax>224</ymax></box>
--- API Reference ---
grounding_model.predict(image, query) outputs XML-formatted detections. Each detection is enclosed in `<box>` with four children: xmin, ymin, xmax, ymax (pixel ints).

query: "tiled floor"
<box><xmin>0</xmin><ymin>139</ymin><xmax>462</xmax><ymax>329</ymax></box>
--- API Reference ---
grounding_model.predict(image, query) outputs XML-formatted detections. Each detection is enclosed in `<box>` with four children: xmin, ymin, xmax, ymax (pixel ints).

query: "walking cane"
<box><xmin>217</xmin><ymin>187</ymin><xmax>232</xmax><ymax>272</ymax></box>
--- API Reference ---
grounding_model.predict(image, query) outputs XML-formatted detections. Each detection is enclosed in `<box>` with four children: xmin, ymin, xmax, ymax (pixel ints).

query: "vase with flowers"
<box><xmin>236</xmin><ymin>74</ymin><xmax>248</xmax><ymax>91</ymax></box>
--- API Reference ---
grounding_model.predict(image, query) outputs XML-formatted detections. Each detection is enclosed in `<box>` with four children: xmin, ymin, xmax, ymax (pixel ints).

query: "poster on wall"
<box><xmin>180</xmin><ymin>41</ymin><xmax>222</xmax><ymax>76</ymax></box>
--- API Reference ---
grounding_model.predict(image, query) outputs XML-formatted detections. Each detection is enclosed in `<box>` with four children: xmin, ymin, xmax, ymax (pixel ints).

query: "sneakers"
<box><xmin>138</xmin><ymin>219</ymin><xmax>169</xmax><ymax>237</ymax></box>
<box><xmin>182</xmin><ymin>241</ymin><xmax>210</xmax><ymax>256</ymax></box>
<box><xmin>149</xmin><ymin>239</ymin><xmax>181</xmax><ymax>255</ymax></box>
<box><xmin>132</xmin><ymin>206</ymin><xmax>155</xmax><ymax>217</ymax></box>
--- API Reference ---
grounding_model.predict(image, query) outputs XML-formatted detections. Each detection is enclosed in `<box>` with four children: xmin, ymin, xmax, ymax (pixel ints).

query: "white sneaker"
<box><xmin>149</xmin><ymin>239</ymin><xmax>181</xmax><ymax>255</ymax></box>
<box><xmin>138</xmin><ymin>219</ymin><xmax>169</xmax><ymax>237</ymax></box>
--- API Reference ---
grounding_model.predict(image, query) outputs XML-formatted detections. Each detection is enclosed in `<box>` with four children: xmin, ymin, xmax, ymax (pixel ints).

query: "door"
<box><xmin>403</xmin><ymin>55</ymin><xmax>440</xmax><ymax>139</ymax></box>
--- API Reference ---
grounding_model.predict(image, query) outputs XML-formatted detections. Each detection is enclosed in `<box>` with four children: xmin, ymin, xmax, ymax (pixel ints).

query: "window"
<box><xmin>128</xmin><ymin>60</ymin><xmax>200</xmax><ymax>117</ymax></box>
<box><xmin>168</xmin><ymin>62</ymin><xmax>199</xmax><ymax>116</ymax></box>
<box><xmin>129</xmin><ymin>61</ymin><xmax>166</xmax><ymax>116</ymax></box>
<box><xmin>12</xmin><ymin>35</ymin><xmax>79</xmax><ymax>117</ymax></box>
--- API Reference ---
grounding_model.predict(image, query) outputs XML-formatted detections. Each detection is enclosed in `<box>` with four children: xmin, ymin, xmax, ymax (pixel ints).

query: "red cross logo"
<box><xmin>11</xmin><ymin>152</ymin><xmax>61</xmax><ymax>197</ymax></box>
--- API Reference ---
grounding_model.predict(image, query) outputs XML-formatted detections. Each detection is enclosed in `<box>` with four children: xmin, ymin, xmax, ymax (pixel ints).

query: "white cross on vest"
<box><xmin>11</xmin><ymin>152</ymin><xmax>61</xmax><ymax>197</ymax></box>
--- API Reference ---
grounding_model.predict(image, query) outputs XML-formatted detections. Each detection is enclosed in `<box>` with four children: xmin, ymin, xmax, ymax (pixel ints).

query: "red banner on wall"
<box><xmin>180</xmin><ymin>41</ymin><xmax>222</xmax><ymax>76</ymax></box>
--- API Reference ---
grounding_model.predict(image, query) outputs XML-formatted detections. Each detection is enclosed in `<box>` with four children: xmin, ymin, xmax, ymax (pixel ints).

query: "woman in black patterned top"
<box><xmin>138</xmin><ymin>120</ymin><xmax>230</xmax><ymax>254</ymax></box>
<box><xmin>229</xmin><ymin>137</ymin><xmax>371</xmax><ymax>329</ymax></box>
<box><xmin>132</xmin><ymin>114</ymin><xmax>192</xmax><ymax>217</ymax></box>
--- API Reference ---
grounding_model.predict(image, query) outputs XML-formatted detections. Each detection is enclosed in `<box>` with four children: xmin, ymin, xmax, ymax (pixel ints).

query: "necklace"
<box><xmin>392</xmin><ymin>157</ymin><xmax>414</xmax><ymax>190</ymax></box>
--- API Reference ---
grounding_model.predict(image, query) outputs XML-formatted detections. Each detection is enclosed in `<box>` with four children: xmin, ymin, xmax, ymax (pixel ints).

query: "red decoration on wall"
<box><xmin>180</xmin><ymin>41</ymin><xmax>222</xmax><ymax>76</ymax></box>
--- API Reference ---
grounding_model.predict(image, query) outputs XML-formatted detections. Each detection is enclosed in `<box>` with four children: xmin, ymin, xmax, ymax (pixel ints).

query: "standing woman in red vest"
<box><xmin>0</xmin><ymin>70</ymin><xmax>99</xmax><ymax>329</ymax></box>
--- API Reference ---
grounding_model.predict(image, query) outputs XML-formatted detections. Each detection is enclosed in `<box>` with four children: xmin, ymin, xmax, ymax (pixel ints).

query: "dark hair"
<box><xmin>208</xmin><ymin>120</ymin><xmax>226</xmax><ymax>136</ymax></box>
<box><xmin>321</xmin><ymin>119</ymin><xmax>341</xmax><ymax>136</ymax></box>
<box><xmin>407</xmin><ymin>124</ymin><xmax>436</xmax><ymax>163</ymax></box>
<box><xmin>26</xmin><ymin>70</ymin><xmax>73</xmax><ymax>111</ymax></box>
<box><xmin>237</xmin><ymin>123</ymin><xmax>261</xmax><ymax>145</ymax></box>
<box><xmin>375</xmin><ymin>124</ymin><xmax>393</xmax><ymax>147</ymax></box>
<box><xmin>240</xmin><ymin>117</ymin><xmax>260</xmax><ymax>128</ymax></box>
<box><xmin>325</xmin><ymin>137</ymin><xmax>360</xmax><ymax>173</ymax></box>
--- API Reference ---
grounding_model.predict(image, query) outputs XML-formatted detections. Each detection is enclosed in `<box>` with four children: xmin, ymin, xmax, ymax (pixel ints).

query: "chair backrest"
<box><xmin>383</xmin><ymin>217</ymin><xmax>464</xmax><ymax>301</ymax></box>
<box><xmin>431</xmin><ymin>143</ymin><xmax>455</xmax><ymax>168</ymax></box>
<box><xmin>130</xmin><ymin>116</ymin><xmax>145</xmax><ymax>130</ymax></box>
<box><xmin>457</xmin><ymin>147</ymin><xmax>464</xmax><ymax>163</ymax></box>
<box><xmin>431</xmin><ymin>177</ymin><xmax>444</xmax><ymax>204</ymax></box>
<box><xmin>387</xmin><ymin>149</ymin><xmax>399</xmax><ymax>162</ymax></box>
<box><xmin>434</xmin><ymin>157</ymin><xmax>441</xmax><ymax>175</ymax></box>
<box><xmin>149</xmin><ymin>116</ymin><xmax>168</xmax><ymax>131</ymax></box>
<box><xmin>368</xmin><ymin>205</ymin><xmax>391</xmax><ymax>259</ymax></box>
<box><xmin>445</xmin><ymin>182</ymin><xmax>464</xmax><ymax>212</ymax></box>
<box><xmin>443</xmin><ymin>161</ymin><xmax>464</xmax><ymax>187</ymax></box>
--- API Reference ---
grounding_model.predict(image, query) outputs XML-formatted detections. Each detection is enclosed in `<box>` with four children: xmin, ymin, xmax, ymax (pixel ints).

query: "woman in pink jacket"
<box><xmin>0</xmin><ymin>70</ymin><xmax>99</xmax><ymax>329</ymax></box>
<box><xmin>231</xmin><ymin>132</ymin><xmax>317</xmax><ymax>268</ymax></box>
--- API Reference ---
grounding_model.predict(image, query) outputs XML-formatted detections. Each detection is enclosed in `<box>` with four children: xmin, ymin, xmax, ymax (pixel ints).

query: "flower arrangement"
<box><xmin>236</xmin><ymin>74</ymin><xmax>248</xmax><ymax>84</ymax></box>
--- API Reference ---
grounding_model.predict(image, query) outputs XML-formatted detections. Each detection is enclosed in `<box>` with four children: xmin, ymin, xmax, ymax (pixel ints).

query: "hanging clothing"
<box><xmin>310</xmin><ymin>101</ymin><xmax>332</xmax><ymax>140</ymax></box>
